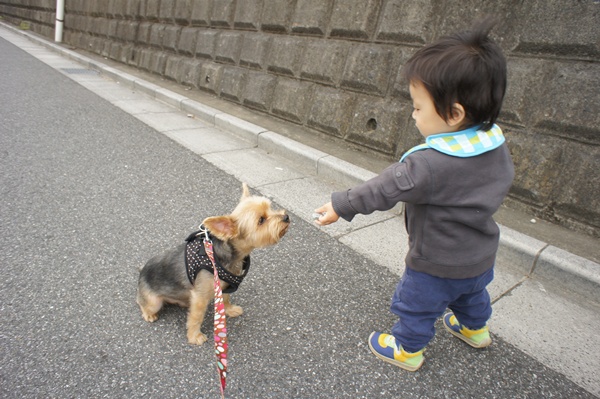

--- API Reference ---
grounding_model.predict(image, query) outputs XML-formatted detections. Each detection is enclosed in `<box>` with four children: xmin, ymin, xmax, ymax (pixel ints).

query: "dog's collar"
<box><xmin>197</xmin><ymin>223</ymin><xmax>212</xmax><ymax>243</ymax></box>
<box><xmin>184</xmin><ymin>226</ymin><xmax>250</xmax><ymax>293</ymax></box>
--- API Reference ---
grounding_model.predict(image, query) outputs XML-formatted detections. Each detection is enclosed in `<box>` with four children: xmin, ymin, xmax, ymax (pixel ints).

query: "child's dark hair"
<box><xmin>402</xmin><ymin>18</ymin><xmax>507</xmax><ymax>131</ymax></box>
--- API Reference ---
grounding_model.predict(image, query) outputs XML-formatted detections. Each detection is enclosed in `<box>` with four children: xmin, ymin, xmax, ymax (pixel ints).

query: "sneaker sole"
<box><xmin>367</xmin><ymin>338</ymin><xmax>423</xmax><ymax>372</ymax></box>
<box><xmin>443</xmin><ymin>321</ymin><xmax>492</xmax><ymax>349</ymax></box>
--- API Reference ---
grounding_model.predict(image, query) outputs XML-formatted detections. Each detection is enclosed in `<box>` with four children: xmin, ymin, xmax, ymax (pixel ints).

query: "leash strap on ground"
<box><xmin>203</xmin><ymin>239</ymin><xmax>228</xmax><ymax>398</ymax></box>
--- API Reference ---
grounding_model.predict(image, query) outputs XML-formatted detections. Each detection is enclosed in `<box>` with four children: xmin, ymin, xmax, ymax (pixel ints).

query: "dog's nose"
<box><xmin>282</xmin><ymin>214</ymin><xmax>290</xmax><ymax>223</ymax></box>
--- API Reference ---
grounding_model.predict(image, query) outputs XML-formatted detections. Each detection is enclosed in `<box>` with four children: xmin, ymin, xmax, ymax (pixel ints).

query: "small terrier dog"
<box><xmin>137</xmin><ymin>183</ymin><xmax>290</xmax><ymax>345</ymax></box>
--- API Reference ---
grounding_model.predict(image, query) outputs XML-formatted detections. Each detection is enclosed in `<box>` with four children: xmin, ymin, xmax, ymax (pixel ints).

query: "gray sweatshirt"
<box><xmin>331</xmin><ymin>143</ymin><xmax>514</xmax><ymax>279</ymax></box>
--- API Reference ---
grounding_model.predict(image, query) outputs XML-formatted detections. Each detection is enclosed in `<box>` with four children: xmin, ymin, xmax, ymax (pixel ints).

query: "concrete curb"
<box><xmin>5</xmin><ymin>23</ymin><xmax>599</xmax><ymax>302</ymax></box>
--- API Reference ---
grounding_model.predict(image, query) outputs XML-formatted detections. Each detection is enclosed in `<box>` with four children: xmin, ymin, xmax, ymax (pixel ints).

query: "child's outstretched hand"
<box><xmin>313</xmin><ymin>202</ymin><xmax>339</xmax><ymax>226</ymax></box>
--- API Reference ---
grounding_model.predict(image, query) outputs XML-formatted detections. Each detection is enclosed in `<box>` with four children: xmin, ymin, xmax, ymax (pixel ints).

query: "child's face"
<box><xmin>409</xmin><ymin>81</ymin><xmax>458</xmax><ymax>138</ymax></box>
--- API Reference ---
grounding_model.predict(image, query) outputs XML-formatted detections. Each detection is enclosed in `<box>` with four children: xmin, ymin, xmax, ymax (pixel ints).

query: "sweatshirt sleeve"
<box><xmin>331</xmin><ymin>154</ymin><xmax>432</xmax><ymax>222</ymax></box>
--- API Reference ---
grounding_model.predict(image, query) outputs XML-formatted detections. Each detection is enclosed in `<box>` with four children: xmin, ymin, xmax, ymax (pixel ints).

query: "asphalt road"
<box><xmin>0</xmin><ymin>36</ymin><xmax>595</xmax><ymax>398</ymax></box>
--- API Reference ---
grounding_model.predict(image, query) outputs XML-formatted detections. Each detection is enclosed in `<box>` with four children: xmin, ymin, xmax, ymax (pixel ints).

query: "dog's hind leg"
<box><xmin>137</xmin><ymin>290</ymin><xmax>163</xmax><ymax>323</ymax></box>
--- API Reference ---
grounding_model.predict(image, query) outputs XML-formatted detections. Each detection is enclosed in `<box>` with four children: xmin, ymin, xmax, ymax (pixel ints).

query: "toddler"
<box><xmin>315</xmin><ymin>18</ymin><xmax>514</xmax><ymax>371</ymax></box>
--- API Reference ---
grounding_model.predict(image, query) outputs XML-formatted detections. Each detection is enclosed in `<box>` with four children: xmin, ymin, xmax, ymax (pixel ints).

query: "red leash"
<box><xmin>203</xmin><ymin>236</ymin><xmax>228</xmax><ymax>398</ymax></box>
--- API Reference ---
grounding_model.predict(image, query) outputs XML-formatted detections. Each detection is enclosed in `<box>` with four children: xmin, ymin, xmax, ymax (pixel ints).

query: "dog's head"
<box><xmin>202</xmin><ymin>183</ymin><xmax>290</xmax><ymax>254</ymax></box>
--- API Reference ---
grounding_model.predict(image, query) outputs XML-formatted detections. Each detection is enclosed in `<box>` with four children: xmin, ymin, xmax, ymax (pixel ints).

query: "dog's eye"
<box><xmin>258</xmin><ymin>217</ymin><xmax>266</xmax><ymax>225</ymax></box>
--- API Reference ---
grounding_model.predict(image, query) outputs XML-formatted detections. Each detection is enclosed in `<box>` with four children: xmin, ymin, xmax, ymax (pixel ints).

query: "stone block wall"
<box><xmin>1</xmin><ymin>0</ymin><xmax>599</xmax><ymax>238</ymax></box>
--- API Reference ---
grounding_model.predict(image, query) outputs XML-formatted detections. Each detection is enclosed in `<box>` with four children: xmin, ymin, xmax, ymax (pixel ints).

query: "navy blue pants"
<box><xmin>390</xmin><ymin>267</ymin><xmax>494</xmax><ymax>353</ymax></box>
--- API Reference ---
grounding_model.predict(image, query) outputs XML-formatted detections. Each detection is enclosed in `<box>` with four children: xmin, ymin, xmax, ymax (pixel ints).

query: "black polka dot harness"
<box><xmin>184</xmin><ymin>228</ymin><xmax>250</xmax><ymax>294</ymax></box>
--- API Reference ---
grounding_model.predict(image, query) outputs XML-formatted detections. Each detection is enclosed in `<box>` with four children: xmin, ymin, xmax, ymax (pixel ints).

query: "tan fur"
<box><xmin>137</xmin><ymin>183</ymin><xmax>290</xmax><ymax>345</ymax></box>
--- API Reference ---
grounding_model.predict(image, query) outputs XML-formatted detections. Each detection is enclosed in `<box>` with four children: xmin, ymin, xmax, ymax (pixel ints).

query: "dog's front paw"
<box><xmin>188</xmin><ymin>331</ymin><xmax>208</xmax><ymax>346</ymax></box>
<box><xmin>225</xmin><ymin>304</ymin><xmax>243</xmax><ymax>318</ymax></box>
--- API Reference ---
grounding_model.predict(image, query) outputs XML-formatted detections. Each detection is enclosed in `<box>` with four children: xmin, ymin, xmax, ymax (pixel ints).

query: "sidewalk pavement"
<box><xmin>2</xmin><ymin>23</ymin><xmax>599</xmax><ymax>397</ymax></box>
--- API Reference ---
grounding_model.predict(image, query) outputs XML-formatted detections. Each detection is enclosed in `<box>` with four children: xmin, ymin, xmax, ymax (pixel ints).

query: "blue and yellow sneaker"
<box><xmin>368</xmin><ymin>332</ymin><xmax>424</xmax><ymax>371</ymax></box>
<box><xmin>443</xmin><ymin>312</ymin><xmax>492</xmax><ymax>348</ymax></box>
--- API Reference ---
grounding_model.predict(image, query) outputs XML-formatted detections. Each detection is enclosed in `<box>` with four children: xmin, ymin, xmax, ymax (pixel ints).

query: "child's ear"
<box><xmin>448</xmin><ymin>103</ymin><xmax>466</xmax><ymax>127</ymax></box>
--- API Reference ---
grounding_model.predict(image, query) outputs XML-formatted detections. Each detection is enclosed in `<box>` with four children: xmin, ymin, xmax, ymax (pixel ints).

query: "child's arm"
<box><xmin>315</xmin><ymin>158</ymin><xmax>430</xmax><ymax>225</ymax></box>
<box><xmin>313</xmin><ymin>202</ymin><xmax>339</xmax><ymax>226</ymax></box>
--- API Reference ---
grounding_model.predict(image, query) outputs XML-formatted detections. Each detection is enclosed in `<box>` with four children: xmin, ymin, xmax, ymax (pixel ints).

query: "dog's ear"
<box><xmin>203</xmin><ymin>216</ymin><xmax>239</xmax><ymax>240</ymax></box>
<box><xmin>241</xmin><ymin>182</ymin><xmax>251</xmax><ymax>200</ymax></box>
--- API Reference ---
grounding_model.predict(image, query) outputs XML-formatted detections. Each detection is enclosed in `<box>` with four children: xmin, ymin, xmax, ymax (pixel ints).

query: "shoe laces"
<box><xmin>382</xmin><ymin>334</ymin><xmax>401</xmax><ymax>351</ymax></box>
